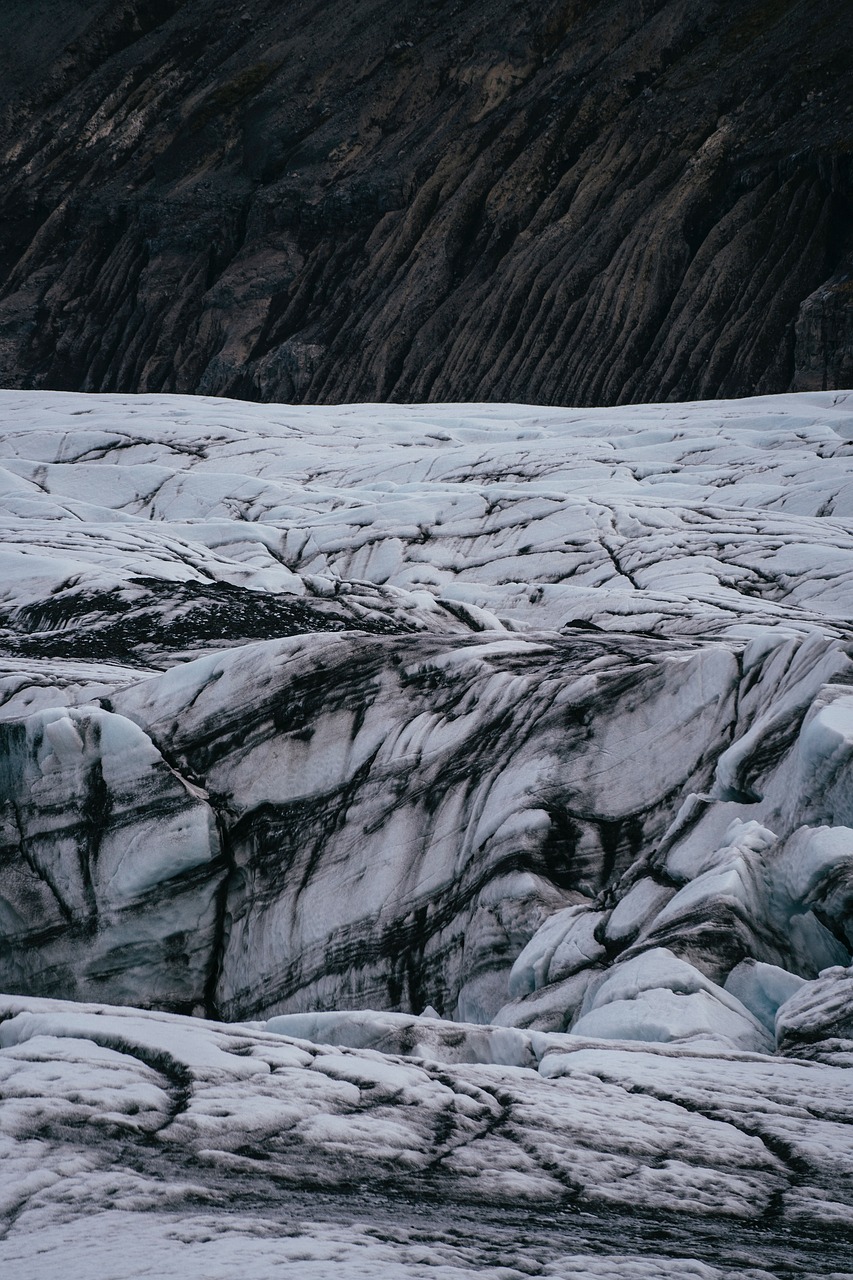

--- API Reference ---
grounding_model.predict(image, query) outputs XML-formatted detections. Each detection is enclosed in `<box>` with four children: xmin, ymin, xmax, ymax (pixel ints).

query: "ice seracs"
<box><xmin>2</xmin><ymin>389</ymin><xmax>853</xmax><ymax>1271</ymax></box>
<box><xmin>1</xmin><ymin>389</ymin><xmax>852</xmax><ymax>1033</ymax></box>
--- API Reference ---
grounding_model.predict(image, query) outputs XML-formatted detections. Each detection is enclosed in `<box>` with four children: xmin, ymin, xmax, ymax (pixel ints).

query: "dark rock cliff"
<box><xmin>0</xmin><ymin>0</ymin><xmax>851</xmax><ymax>405</ymax></box>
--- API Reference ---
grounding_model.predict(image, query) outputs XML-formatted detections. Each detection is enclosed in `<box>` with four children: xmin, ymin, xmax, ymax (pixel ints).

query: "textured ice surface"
<box><xmin>2</xmin><ymin>390</ymin><xmax>853</xmax><ymax>1273</ymax></box>
<box><xmin>1</xmin><ymin>390</ymin><xmax>852</xmax><ymax>1021</ymax></box>
<box><xmin>1</xmin><ymin>992</ymin><xmax>852</xmax><ymax>1277</ymax></box>
<box><xmin>4</xmin><ymin>394</ymin><xmax>850</xmax><ymax>1024</ymax></box>
<box><xmin>2</xmin><ymin>390</ymin><xmax>853</xmax><ymax>642</ymax></box>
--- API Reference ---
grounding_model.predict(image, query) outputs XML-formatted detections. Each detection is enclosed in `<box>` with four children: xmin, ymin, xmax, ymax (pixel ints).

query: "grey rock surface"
<box><xmin>0</xmin><ymin>0</ymin><xmax>851</xmax><ymax>404</ymax></box>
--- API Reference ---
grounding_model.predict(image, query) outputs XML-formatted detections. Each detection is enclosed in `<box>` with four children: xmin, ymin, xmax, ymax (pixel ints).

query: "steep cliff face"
<box><xmin>0</xmin><ymin>0</ymin><xmax>851</xmax><ymax>404</ymax></box>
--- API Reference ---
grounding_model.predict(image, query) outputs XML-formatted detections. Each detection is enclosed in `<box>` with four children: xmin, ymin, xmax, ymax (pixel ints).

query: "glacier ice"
<box><xmin>2</xmin><ymin>989</ymin><xmax>853</xmax><ymax>1275</ymax></box>
<box><xmin>2</xmin><ymin>390</ymin><xmax>852</xmax><ymax>1029</ymax></box>
<box><xmin>2</xmin><ymin>389</ymin><xmax>853</xmax><ymax>1272</ymax></box>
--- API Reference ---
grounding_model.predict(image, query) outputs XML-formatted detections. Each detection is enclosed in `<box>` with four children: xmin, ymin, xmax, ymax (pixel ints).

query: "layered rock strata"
<box><xmin>0</xmin><ymin>0</ymin><xmax>851</xmax><ymax>404</ymax></box>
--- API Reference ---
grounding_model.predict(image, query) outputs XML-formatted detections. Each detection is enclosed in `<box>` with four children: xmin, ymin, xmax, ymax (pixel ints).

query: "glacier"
<box><xmin>1</xmin><ymin>389</ymin><xmax>853</xmax><ymax>1276</ymax></box>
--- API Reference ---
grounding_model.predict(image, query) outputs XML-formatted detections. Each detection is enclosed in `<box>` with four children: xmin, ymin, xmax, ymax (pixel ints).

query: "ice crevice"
<box><xmin>556</xmin><ymin>1059</ymin><xmax>803</xmax><ymax>1217</ymax></box>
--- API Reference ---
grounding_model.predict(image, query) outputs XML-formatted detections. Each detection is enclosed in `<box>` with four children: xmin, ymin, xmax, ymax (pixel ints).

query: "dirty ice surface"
<box><xmin>1</xmin><ymin>390</ymin><xmax>853</xmax><ymax>1276</ymax></box>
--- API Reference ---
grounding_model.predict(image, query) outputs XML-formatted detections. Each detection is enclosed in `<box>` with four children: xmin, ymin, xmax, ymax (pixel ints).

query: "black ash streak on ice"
<box><xmin>1</xmin><ymin>390</ymin><xmax>853</xmax><ymax>1277</ymax></box>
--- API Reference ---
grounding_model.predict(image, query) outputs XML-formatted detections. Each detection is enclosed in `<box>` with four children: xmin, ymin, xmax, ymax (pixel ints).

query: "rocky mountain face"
<box><xmin>1</xmin><ymin>0</ymin><xmax>851</xmax><ymax>405</ymax></box>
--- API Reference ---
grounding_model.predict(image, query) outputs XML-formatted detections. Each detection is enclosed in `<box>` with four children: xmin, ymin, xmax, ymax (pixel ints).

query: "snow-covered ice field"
<box><xmin>1</xmin><ymin>390</ymin><xmax>853</xmax><ymax>1276</ymax></box>
<box><xmin>2</xmin><ymin>390</ymin><xmax>853</xmax><ymax>640</ymax></box>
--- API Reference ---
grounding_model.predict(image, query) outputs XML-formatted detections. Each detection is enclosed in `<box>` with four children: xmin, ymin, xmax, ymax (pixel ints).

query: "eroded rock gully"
<box><xmin>0</xmin><ymin>0</ymin><xmax>851</xmax><ymax>404</ymax></box>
